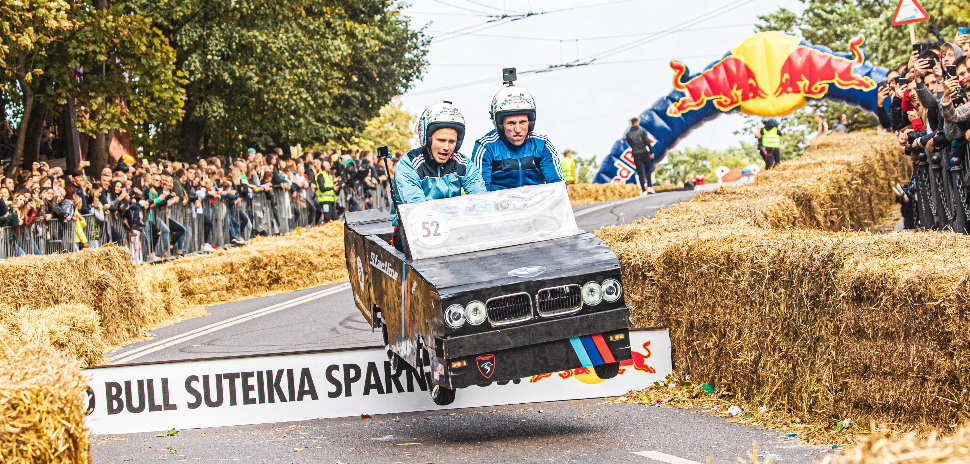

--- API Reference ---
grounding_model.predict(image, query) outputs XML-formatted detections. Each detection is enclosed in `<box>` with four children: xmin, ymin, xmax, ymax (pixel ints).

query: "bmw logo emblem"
<box><xmin>508</xmin><ymin>266</ymin><xmax>546</xmax><ymax>278</ymax></box>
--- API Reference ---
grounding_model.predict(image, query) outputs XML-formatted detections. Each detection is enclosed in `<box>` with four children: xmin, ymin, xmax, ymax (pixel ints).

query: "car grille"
<box><xmin>486</xmin><ymin>293</ymin><xmax>533</xmax><ymax>325</ymax></box>
<box><xmin>536</xmin><ymin>285</ymin><xmax>582</xmax><ymax>317</ymax></box>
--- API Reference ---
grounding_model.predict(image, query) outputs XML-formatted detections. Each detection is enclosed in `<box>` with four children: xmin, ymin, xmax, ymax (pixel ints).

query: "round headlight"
<box><xmin>582</xmin><ymin>281</ymin><xmax>603</xmax><ymax>306</ymax></box>
<box><xmin>602</xmin><ymin>278</ymin><xmax>622</xmax><ymax>303</ymax></box>
<box><xmin>465</xmin><ymin>300</ymin><xmax>487</xmax><ymax>326</ymax></box>
<box><xmin>445</xmin><ymin>304</ymin><xmax>465</xmax><ymax>328</ymax></box>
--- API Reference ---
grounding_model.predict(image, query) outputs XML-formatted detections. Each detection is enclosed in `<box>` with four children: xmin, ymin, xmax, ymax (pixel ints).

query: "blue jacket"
<box><xmin>471</xmin><ymin>130</ymin><xmax>563</xmax><ymax>191</ymax></box>
<box><xmin>391</xmin><ymin>147</ymin><xmax>487</xmax><ymax>226</ymax></box>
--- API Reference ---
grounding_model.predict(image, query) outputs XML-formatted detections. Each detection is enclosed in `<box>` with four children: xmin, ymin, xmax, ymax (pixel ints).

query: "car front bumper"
<box><xmin>433</xmin><ymin>307</ymin><xmax>633</xmax><ymax>389</ymax></box>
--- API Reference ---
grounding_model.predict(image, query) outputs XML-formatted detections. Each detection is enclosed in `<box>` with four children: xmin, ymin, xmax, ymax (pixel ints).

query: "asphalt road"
<box><xmin>95</xmin><ymin>190</ymin><xmax>831</xmax><ymax>463</ymax></box>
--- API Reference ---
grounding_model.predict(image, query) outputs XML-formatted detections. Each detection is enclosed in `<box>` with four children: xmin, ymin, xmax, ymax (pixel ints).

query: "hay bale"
<box><xmin>829</xmin><ymin>427</ymin><xmax>970</xmax><ymax>463</ymax></box>
<box><xmin>136</xmin><ymin>221</ymin><xmax>349</xmax><ymax>330</ymax></box>
<box><xmin>567</xmin><ymin>183</ymin><xmax>640</xmax><ymax>206</ymax></box>
<box><xmin>0</xmin><ymin>342</ymin><xmax>90</xmax><ymax>463</ymax></box>
<box><xmin>0</xmin><ymin>303</ymin><xmax>107</xmax><ymax>366</ymax></box>
<box><xmin>0</xmin><ymin>245</ymin><xmax>145</xmax><ymax>346</ymax></box>
<box><xmin>596</xmin><ymin>132</ymin><xmax>970</xmax><ymax>430</ymax></box>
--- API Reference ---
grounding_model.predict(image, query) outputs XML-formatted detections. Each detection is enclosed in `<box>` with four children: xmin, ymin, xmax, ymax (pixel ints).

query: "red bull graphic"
<box><xmin>594</xmin><ymin>32</ymin><xmax>888</xmax><ymax>184</ymax></box>
<box><xmin>774</xmin><ymin>35</ymin><xmax>875</xmax><ymax>98</ymax></box>
<box><xmin>610</xmin><ymin>148</ymin><xmax>637</xmax><ymax>184</ymax></box>
<box><xmin>667</xmin><ymin>56</ymin><xmax>767</xmax><ymax>116</ymax></box>
<box><xmin>529</xmin><ymin>341</ymin><xmax>655</xmax><ymax>385</ymax></box>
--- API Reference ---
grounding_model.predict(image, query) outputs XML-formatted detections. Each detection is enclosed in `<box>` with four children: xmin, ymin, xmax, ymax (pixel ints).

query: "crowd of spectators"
<box><xmin>0</xmin><ymin>146</ymin><xmax>398</xmax><ymax>262</ymax></box>
<box><xmin>880</xmin><ymin>34</ymin><xmax>970</xmax><ymax>230</ymax></box>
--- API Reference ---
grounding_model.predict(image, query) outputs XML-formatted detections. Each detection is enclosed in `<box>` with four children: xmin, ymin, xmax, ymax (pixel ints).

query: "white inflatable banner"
<box><xmin>84</xmin><ymin>329</ymin><xmax>670</xmax><ymax>435</ymax></box>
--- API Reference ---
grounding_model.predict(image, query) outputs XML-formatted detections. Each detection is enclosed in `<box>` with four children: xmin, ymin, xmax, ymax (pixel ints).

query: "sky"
<box><xmin>398</xmin><ymin>0</ymin><xmax>806</xmax><ymax>164</ymax></box>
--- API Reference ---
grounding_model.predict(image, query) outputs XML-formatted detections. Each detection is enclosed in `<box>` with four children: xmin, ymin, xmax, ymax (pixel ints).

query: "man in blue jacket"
<box><xmin>472</xmin><ymin>85</ymin><xmax>563</xmax><ymax>191</ymax></box>
<box><xmin>391</xmin><ymin>102</ymin><xmax>487</xmax><ymax>252</ymax></box>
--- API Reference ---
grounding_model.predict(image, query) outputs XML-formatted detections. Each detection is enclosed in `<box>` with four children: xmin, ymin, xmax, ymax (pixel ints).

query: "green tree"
<box><xmin>343</xmin><ymin>98</ymin><xmax>416</xmax><ymax>153</ymax></box>
<box><xmin>1</xmin><ymin>0</ymin><xmax>186</xmax><ymax>175</ymax></box>
<box><xmin>0</xmin><ymin>0</ymin><xmax>75</xmax><ymax>175</ymax></box>
<box><xmin>656</xmin><ymin>142</ymin><xmax>762</xmax><ymax>184</ymax></box>
<box><xmin>575</xmin><ymin>154</ymin><xmax>599</xmax><ymax>184</ymax></box>
<box><xmin>130</xmin><ymin>0</ymin><xmax>429</xmax><ymax>160</ymax></box>
<box><xmin>52</xmin><ymin>2</ymin><xmax>184</xmax><ymax>174</ymax></box>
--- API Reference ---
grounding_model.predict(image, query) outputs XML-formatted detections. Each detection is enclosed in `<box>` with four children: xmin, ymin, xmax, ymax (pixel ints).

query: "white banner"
<box><xmin>84</xmin><ymin>330</ymin><xmax>670</xmax><ymax>435</ymax></box>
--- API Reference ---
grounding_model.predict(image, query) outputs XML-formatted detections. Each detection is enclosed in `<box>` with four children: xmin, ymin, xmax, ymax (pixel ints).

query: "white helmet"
<box><xmin>490</xmin><ymin>86</ymin><xmax>537</xmax><ymax>135</ymax></box>
<box><xmin>416</xmin><ymin>101</ymin><xmax>466</xmax><ymax>152</ymax></box>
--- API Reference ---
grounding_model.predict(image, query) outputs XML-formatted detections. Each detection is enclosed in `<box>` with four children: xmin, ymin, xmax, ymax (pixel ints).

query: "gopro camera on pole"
<box><xmin>502</xmin><ymin>67</ymin><xmax>517</xmax><ymax>86</ymax></box>
<box><xmin>490</xmin><ymin>68</ymin><xmax>537</xmax><ymax>137</ymax></box>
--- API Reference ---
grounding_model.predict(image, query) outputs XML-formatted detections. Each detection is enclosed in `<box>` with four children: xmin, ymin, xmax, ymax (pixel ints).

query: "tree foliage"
<box><xmin>656</xmin><ymin>142</ymin><xmax>763</xmax><ymax>183</ymax></box>
<box><xmin>128</xmin><ymin>0</ymin><xmax>429</xmax><ymax>160</ymax></box>
<box><xmin>0</xmin><ymin>0</ymin><xmax>75</xmax><ymax>173</ymax></box>
<box><xmin>340</xmin><ymin>98</ymin><xmax>417</xmax><ymax>153</ymax></box>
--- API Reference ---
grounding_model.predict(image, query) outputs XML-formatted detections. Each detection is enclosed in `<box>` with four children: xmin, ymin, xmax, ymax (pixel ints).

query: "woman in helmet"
<box><xmin>471</xmin><ymin>86</ymin><xmax>563</xmax><ymax>191</ymax></box>
<box><xmin>391</xmin><ymin>102</ymin><xmax>487</xmax><ymax>251</ymax></box>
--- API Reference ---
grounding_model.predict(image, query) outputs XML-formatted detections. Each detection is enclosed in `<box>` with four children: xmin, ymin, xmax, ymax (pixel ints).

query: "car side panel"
<box><xmin>408</xmin><ymin>270</ymin><xmax>441</xmax><ymax>367</ymax></box>
<box><xmin>365</xmin><ymin>238</ymin><xmax>407</xmax><ymax>356</ymax></box>
<box><xmin>344</xmin><ymin>225</ymin><xmax>372</xmax><ymax>325</ymax></box>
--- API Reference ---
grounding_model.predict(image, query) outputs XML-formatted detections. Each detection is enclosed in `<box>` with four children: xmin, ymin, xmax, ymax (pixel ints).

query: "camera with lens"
<box><xmin>907</xmin><ymin>130</ymin><xmax>927</xmax><ymax>143</ymax></box>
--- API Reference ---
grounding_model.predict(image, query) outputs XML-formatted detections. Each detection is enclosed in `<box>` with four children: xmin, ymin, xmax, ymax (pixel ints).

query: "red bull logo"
<box><xmin>529</xmin><ymin>341</ymin><xmax>655</xmax><ymax>385</ymax></box>
<box><xmin>666</xmin><ymin>32</ymin><xmax>876</xmax><ymax>118</ymax></box>
<box><xmin>667</xmin><ymin>56</ymin><xmax>767</xmax><ymax>117</ymax></box>
<box><xmin>610</xmin><ymin>148</ymin><xmax>637</xmax><ymax>184</ymax></box>
<box><xmin>773</xmin><ymin>35</ymin><xmax>875</xmax><ymax>98</ymax></box>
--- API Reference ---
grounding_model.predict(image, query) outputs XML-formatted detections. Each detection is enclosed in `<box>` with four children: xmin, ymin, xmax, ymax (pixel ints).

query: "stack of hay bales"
<box><xmin>567</xmin><ymin>183</ymin><xmax>640</xmax><ymax>206</ymax></box>
<box><xmin>0</xmin><ymin>245</ymin><xmax>142</xmax><ymax>363</ymax></box>
<box><xmin>598</xmin><ymin>132</ymin><xmax>970</xmax><ymax>429</ymax></box>
<box><xmin>829</xmin><ymin>427</ymin><xmax>970</xmax><ymax>463</ymax></box>
<box><xmin>0</xmin><ymin>342</ymin><xmax>90</xmax><ymax>463</ymax></box>
<box><xmin>137</xmin><ymin>221</ymin><xmax>349</xmax><ymax>326</ymax></box>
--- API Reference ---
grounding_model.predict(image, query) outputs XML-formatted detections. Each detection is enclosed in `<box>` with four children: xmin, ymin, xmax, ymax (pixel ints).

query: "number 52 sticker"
<box><xmin>412</xmin><ymin>211</ymin><xmax>450</xmax><ymax>245</ymax></box>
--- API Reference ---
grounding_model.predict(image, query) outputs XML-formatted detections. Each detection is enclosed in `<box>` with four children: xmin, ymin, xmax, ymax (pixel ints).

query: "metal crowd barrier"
<box><xmin>912</xmin><ymin>144</ymin><xmax>970</xmax><ymax>234</ymax></box>
<box><xmin>0</xmin><ymin>181</ymin><xmax>384</xmax><ymax>263</ymax></box>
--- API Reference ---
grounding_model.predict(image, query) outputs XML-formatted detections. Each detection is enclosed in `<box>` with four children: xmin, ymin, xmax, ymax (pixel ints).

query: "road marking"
<box><xmin>112</xmin><ymin>283</ymin><xmax>352</xmax><ymax>364</ymax></box>
<box><xmin>573</xmin><ymin>196</ymin><xmax>643</xmax><ymax>217</ymax></box>
<box><xmin>632</xmin><ymin>451</ymin><xmax>702</xmax><ymax>464</ymax></box>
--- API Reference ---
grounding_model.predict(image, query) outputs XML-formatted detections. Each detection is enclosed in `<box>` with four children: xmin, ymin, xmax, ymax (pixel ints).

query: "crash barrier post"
<box><xmin>910</xmin><ymin>144</ymin><xmax>970</xmax><ymax>233</ymax></box>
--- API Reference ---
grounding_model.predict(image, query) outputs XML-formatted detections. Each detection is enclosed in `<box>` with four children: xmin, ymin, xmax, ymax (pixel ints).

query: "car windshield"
<box><xmin>397</xmin><ymin>182</ymin><xmax>580</xmax><ymax>260</ymax></box>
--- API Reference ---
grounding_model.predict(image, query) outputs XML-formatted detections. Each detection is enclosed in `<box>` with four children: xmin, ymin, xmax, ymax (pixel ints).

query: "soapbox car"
<box><xmin>343</xmin><ymin>182</ymin><xmax>632</xmax><ymax>405</ymax></box>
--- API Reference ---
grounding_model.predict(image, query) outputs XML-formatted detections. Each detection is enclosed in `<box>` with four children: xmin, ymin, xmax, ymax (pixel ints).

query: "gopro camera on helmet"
<box><xmin>503</xmin><ymin>67</ymin><xmax>517</xmax><ymax>86</ymax></box>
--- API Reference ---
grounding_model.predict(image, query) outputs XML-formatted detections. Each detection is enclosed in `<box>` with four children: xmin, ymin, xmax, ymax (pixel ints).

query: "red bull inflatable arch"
<box><xmin>593</xmin><ymin>31</ymin><xmax>889</xmax><ymax>184</ymax></box>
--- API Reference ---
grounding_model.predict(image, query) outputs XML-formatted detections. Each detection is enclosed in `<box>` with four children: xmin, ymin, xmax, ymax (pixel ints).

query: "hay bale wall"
<box><xmin>0</xmin><ymin>245</ymin><xmax>144</xmax><ymax>348</ymax></box>
<box><xmin>598</xmin><ymin>132</ymin><xmax>969</xmax><ymax>428</ymax></box>
<box><xmin>137</xmin><ymin>221</ymin><xmax>348</xmax><ymax>328</ymax></box>
<box><xmin>0</xmin><ymin>342</ymin><xmax>90</xmax><ymax>463</ymax></box>
<box><xmin>830</xmin><ymin>426</ymin><xmax>970</xmax><ymax>463</ymax></box>
<box><xmin>567</xmin><ymin>183</ymin><xmax>640</xmax><ymax>206</ymax></box>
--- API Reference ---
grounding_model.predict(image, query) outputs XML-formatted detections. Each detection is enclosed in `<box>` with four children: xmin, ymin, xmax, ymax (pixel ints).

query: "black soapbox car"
<box><xmin>343</xmin><ymin>180</ymin><xmax>632</xmax><ymax>405</ymax></box>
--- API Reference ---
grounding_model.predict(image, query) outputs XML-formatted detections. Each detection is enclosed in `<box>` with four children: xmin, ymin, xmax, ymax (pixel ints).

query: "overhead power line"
<box><xmin>425</xmin><ymin>0</ymin><xmax>643</xmax><ymax>42</ymax></box>
<box><xmin>569</xmin><ymin>0</ymin><xmax>756</xmax><ymax>64</ymax></box>
<box><xmin>407</xmin><ymin>0</ymin><xmax>754</xmax><ymax>96</ymax></box>
<box><xmin>426</xmin><ymin>24</ymin><xmax>754</xmax><ymax>42</ymax></box>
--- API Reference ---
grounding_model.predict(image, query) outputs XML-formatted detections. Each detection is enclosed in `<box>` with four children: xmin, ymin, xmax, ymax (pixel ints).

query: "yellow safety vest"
<box><xmin>561</xmin><ymin>157</ymin><xmax>576</xmax><ymax>183</ymax></box>
<box><xmin>315</xmin><ymin>172</ymin><xmax>336</xmax><ymax>202</ymax></box>
<box><xmin>762</xmin><ymin>127</ymin><xmax>780</xmax><ymax>148</ymax></box>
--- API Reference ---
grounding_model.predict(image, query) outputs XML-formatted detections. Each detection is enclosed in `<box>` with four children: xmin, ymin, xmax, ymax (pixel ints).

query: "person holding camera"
<box><xmin>472</xmin><ymin>83</ymin><xmax>563</xmax><ymax>191</ymax></box>
<box><xmin>941</xmin><ymin>56</ymin><xmax>970</xmax><ymax>142</ymax></box>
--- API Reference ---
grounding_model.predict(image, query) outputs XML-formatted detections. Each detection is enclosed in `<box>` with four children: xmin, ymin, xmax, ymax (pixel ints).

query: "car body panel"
<box><xmin>344</xmin><ymin>198</ymin><xmax>632</xmax><ymax>390</ymax></box>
